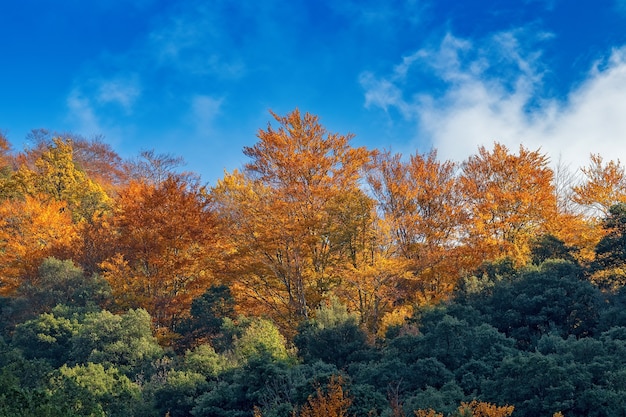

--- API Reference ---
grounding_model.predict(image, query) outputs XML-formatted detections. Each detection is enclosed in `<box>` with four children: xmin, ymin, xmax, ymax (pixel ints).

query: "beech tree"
<box><xmin>573</xmin><ymin>154</ymin><xmax>626</xmax><ymax>218</ymax></box>
<box><xmin>212</xmin><ymin>109</ymin><xmax>373</xmax><ymax>330</ymax></box>
<box><xmin>9</xmin><ymin>137</ymin><xmax>111</xmax><ymax>222</ymax></box>
<box><xmin>101</xmin><ymin>176</ymin><xmax>220</xmax><ymax>335</ymax></box>
<box><xmin>0</xmin><ymin>196</ymin><xmax>77</xmax><ymax>295</ymax></box>
<box><xmin>369</xmin><ymin>150</ymin><xmax>464</xmax><ymax>303</ymax></box>
<box><xmin>459</xmin><ymin>143</ymin><xmax>557</xmax><ymax>266</ymax></box>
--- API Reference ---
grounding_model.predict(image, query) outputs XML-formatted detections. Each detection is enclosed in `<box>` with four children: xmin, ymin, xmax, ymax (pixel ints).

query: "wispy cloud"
<box><xmin>97</xmin><ymin>76</ymin><xmax>141</xmax><ymax>114</ymax></box>
<box><xmin>66</xmin><ymin>89</ymin><xmax>102</xmax><ymax>135</ymax></box>
<box><xmin>189</xmin><ymin>95</ymin><xmax>223</xmax><ymax>137</ymax></box>
<box><xmin>360</xmin><ymin>31</ymin><xmax>626</xmax><ymax>170</ymax></box>
<box><xmin>147</xmin><ymin>2</ymin><xmax>246</xmax><ymax>78</ymax></box>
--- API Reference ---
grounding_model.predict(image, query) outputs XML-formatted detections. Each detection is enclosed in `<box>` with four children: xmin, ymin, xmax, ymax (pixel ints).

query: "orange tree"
<box><xmin>100</xmin><ymin>176</ymin><xmax>221</xmax><ymax>335</ymax></box>
<box><xmin>459</xmin><ymin>143</ymin><xmax>557</xmax><ymax>267</ymax></box>
<box><xmin>368</xmin><ymin>150</ymin><xmax>465</xmax><ymax>304</ymax></box>
<box><xmin>0</xmin><ymin>195</ymin><xmax>77</xmax><ymax>295</ymax></box>
<box><xmin>211</xmin><ymin>109</ymin><xmax>373</xmax><ymax>332</ymax></box>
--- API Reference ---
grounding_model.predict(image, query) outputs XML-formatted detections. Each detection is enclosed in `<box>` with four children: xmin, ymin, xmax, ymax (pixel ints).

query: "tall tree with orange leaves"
<box><xmin>459</xmin><ymin>143</ymin><xmax>557</xmax><ymax>266</ymax></box>
<box><xmin>212</xmin><ymin>109</ymin><xmax>373</xmax><ymax>329</ymax></box>
<box><xmin>368</xmin><ymin>150</ymin><xmax>465</xmax><ymax>303</ymax></box>
<box><xmin>0</xmin><ymin>196</ymin><xmax>77</xmax><ymax>295</ymax></box>
<box><xmin>573</xmin><ymin>154</ymin><xmax>626</xmax><ymax>218</ymax></box>
<box><xmin>100</xmin><ymin>176</ymin><xmax>221</xmax><ymax>334</ymax></box>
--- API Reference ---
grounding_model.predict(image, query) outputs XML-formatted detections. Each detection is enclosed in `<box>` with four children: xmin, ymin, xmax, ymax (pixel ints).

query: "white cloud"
<box><xmin>360</xmin><ymin>32</ymin><xmax>626</xmax><ymax>171</ymax></box>
<box><xmin>148</xmin><ymin>3</ymin><xmax>245</xmax><ymax>78</ymax></box>
<box><xmin>189</xmin><ymin>95</ymin><xmax>223</xmax><ymax>137</ymax></box>
<box><xmin>97</xmin><ymin>76</ymin><xmax>141</xmax><ymax>114</ymax></box>
<box><xmin>66</xmin><ymin>89</ymin><xmax>102</xmax><ymax>135</ymax></box>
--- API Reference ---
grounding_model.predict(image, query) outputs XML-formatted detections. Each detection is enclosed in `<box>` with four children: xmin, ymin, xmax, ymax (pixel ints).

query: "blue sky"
<box><xmin>2</xmin><ymin>0</ymin><xmax>626</xmax><ymax>184</ymax></box>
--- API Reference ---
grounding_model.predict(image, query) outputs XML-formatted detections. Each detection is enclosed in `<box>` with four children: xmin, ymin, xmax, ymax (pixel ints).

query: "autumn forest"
<box><xmin>3</xmin><ymin>109</ymin><xmax>626</xmax><ymax>416</ymax></box>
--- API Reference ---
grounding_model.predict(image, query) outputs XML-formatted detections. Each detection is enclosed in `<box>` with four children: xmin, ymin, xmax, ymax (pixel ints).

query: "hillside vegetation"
<box><xmin>2</xmin><ymin>111</ymin><xmax>626</xmax><ymax>416</ymax></box>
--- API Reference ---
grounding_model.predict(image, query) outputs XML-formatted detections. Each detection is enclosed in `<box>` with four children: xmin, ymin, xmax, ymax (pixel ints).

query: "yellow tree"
<box><xmin>9</xmin><ymin>137</ymin><xmax>111</xmax><ymax>222</ymax></box>
<box><xmin>327</xmin><ymin>189</ymin><xmax>412</xmax><ymax>334</ymax></box>
<box><xmin>100</xmin><ymin>176</ymin><xmax>221</xmax><ymax>334</ymax></box>
<box><xmin>455</xmin><ymin>400</ymin><xmax>514</xmax><ymax>417</ymax></box>
<box><xmin>368</xmin><ymin>150</ymin><xmax>465</xmax><ymax>303</ymax></box>
<box><xmin>573</xmin><ymin>154</ymin><xmax>626</xmax><ymax>217</ymax></box>
<box><xmin>212</xmin><ymin>109</ymin><xmax>373</xmax><ymax>330</ymax></box>
<box><xmin>557</xmin><ymin>154</ymin><xmax>626</xmax><ymax>261</ymax></box>
<box><xmin>298</xmin><ymin>375</ymin><xmax>352</xmax><ymax>417</ymax></box>
<box><xmin>18</xmin><ymin>130</ymin><xmax>129</xmax><ymax>194</ymax></box>
<box><xmin>0</xmin><ymin>195</ymin><xmax>77</xmax><ymax>295</ymax></box>
<box><xmin>459</xmin><ymin>143</ymin><xmax>557</xmax><ymax>266</ymax></box>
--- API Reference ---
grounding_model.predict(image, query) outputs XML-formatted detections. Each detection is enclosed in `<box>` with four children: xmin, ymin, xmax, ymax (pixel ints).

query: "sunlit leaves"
<box><xmin>213</xmin><ymin>109</ymin><xmax>374</xmax><ymax>331</ymax></box>
<box><xmin>573</xmin><ymin>154</ymin><xmax>626</xmax><ymax>218</ymax></box>
<box><xmin>369</xmin><ymin>149</ymin><xmax>465</xmax><ymax>303</ymax></box>
<box><xmin>0</xmin><ymin>196</ymin><xmax>77</xmax><ymax>295</ymax></box>
<box><xmin>460</xmin><ymin>143</ymin><xmax>557</xmax><ymax>266</ymax></box>
<box><xmin>10</xmin><ymin>137</ymin><xmax>111</xmax><ymax>222</ymax></box>
<box><xmin>101</xmin><ymin>177</ymin><xmax>220</xmax><ymax>333</ymax></box>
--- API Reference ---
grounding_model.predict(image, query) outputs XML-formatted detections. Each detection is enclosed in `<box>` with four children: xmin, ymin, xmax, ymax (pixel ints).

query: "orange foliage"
<box><xmin>456</xmin><ymin>400</ymin><xmax>514</xmax><ymax>417</ymax></box>
<box><xmin>212</xmin><ymin>109</ymin><xmax>374</xmax><ymax>330</ymax></box>
<box><xmin>101</xmin><ymin>177</ymin><xmax>221</xmax><ymax>331</ymax></box>
<box><xmin>369</xmin><ymin>150</ymin><xmax>465</xmax><ymax>303</ymax></box>
<box><xmin>298</xmin><ymin>375</ymin><xmax>353</xmax><ymax>417</ymax></box>
<box><xmin>460</xmin><ymin>143</ymin><xmax>557</xmax><ymax>266</ymax></box>
<box><xmin>573</xmin><ymin>154</ymin><xmax>626</xmax><ymax>217</ymax></box>
<box><xmin>414</xmin><ymin>410</ymin><xmax>443</xmax><ymax>417</ymax></box>
<box><xmin>0</xmin><ymin>195</ymin><xmax>77</xmax><ymax>295</ymax></box>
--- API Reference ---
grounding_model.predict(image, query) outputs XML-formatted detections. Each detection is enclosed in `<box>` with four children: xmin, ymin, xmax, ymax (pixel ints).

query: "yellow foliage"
<box><xmin>0</xmin><ymin>195</ymin><xmax>77</xmax><ymax>295</ymax></box>
<box><xmin>378</xmin><ymin>305</ymin><xmax>414</xmax><ymax>337</ymax></box>
<box><xmin>414</xmin><ymin>410</ymin><xmax>443</xmax><ymax>417</ymax></box>
<box><xmin>299</xmin><ymin>375</ymin><xmax>352</xmax><ymax>417</ymax></box>
<box><xmin>456</xmin><ymin>400</ymin><xmax>514</xmax><ymax>417</ymax></box>
<box><xmin>9</xmin><ymin>137</ymin><xmax>111</xmax><ymax>221</ymax></box>
<box><xmin>590</xmin><ymin>267</ymin><xmax>626</xmax><ymax>292</ymax></box>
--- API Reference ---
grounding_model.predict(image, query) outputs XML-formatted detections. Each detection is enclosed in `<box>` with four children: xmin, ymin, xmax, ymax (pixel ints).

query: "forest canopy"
<box><xmin>2</xmin><ymin>110</ymin><xmax>626</xmax><ymax>416</ymax></box>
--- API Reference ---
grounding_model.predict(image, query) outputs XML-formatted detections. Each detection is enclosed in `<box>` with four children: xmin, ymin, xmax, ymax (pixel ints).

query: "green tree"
<box><xmin>70</xmin><ymin>309</ymin><xmax>163</xmax><ymax>375</ymax></box>
<box><xmin>294</xmin><ymin>298</ymin><xmax>371</xmax><ymax>369</ymax></box>
<box><xmin>179</xmin><ymin>285</ymin><xmax>237</xmax><ymax>349</ymax></box>
<box><xmin>12</xmin><ymin>311</ymin><xmax>80</xmax><ymax>367</ymax></box>
<box><xmin>16</xmin><ymin>257</ymin><xmax>110</xmax><ymax>317</ymax></box>
<box><xmin>591</xmin><ymin>203</ymin><xmax>626</xmax><ymax>290</ymax></box>
<box><xmin>47</xmin><ymin>363</ymin><xmax>140</xmax><ymax>417</ymax></box>
<box><xmin>232</xmin><ymin>317</ymin><xmax>293</xmax><ymax>364</ymax></box>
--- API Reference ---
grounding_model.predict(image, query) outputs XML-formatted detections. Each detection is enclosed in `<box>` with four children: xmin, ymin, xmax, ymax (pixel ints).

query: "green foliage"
<box><xmin>594</xmin><ymin>203</ymin><xmax>626</xmax><ymax>270</ymax></box>
<box><xmin>591</xmin><ymin>203</ymin><xmax>626</xmax><ymax>290</ymax></box>
<box><xmin>18</xmin><ymin>257</ymin><xmax>111</xmax><ymax>315</ymax></box>
<box><xmin>295</xmin><ymin>298</ymin><xmax>373</xmax><ymax>369</ymax></box>
<box><xmin>183</xmin><ymin>344</ymin><xmax>228</xmax><ymax>377</ymax></box>
<box><xmin>233</xmin><ymin>317</ymin><xmax>293</xmax><ymax>364</ymax></box>
<box><xmin>12</xmin><ymin>311</ymin><xmax>80</xmax><ymax>367</ymax></box>
<box><xmin>48</xmin><ymin>363</ymin><xmax>140</xmax><ymax>417</ymax></box>
<box><xmin>461</xmin><ymin>260</ymin><xmax>601</xmax><ymax>349</ymax></box>
<box><xmin>152</xmin><ymin>370</ymin><xmax>209</xmax><ymax>417</ymax></box>
<box><xmin>530</xmin><ymin>234</ymin><xmax>577</xmax><ymax>265</ymax></box>
<box><xmin>179</xmin><ymin>285</ymin><xmax>237</xmax><ymax>350</ymax></box>
<box><xmin>70</xmin><ymin>308</ymin><xmax>163</xmax><ymax>375</ymax></box>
